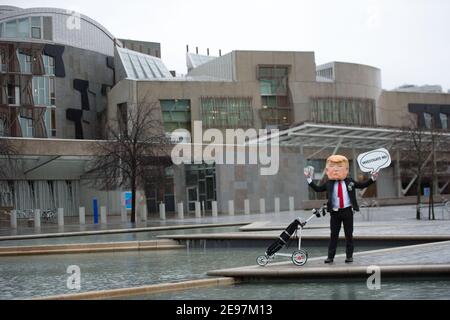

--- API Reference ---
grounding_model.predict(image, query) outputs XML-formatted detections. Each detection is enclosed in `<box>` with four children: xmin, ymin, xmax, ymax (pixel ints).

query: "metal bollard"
<box><xmin>260</xmin><ymin>199</ymin><xmax>266</xmax><ymax>214</ymax></box>
<box><xmin>274</xmin><ymin>197</ymin><xmax>280</xmax><ymax>214</ymax></box>
<box><xmin>34</xmin><ymin>209</ymin><xmax>41</xmax><ymax>228</ymax></box>
<box><xmin>57</xmin><ymin>208</ymin><xmax>64</xmax><ymax>227</ymax></box>
<box><xmin>212</xmin><ymin>201</ymin><xmax>218</xmax><ymax>217</ymax></box>
<box><xmin>289</xmin><ymin>196</ymin><xmax>295</xmax><ymax>213</ymax></box>
<box><xmin>100</xmin><ymin>206</ymin><xmax>107</xmax><ymax>224</ymax></box>
<box><xmin>178</xmin><ymin>202</ymin><xmax>184</xmax><ymax>219</ymax></box>
<box><xmin>10</xmin><ymin>210</ymin><xmax>17</xmax><ymax>229</ymax></box>
<box><xmin>159</xmin><ymin>203</ymin><xmax>166</xmax><ymax>220</ymax></box>
<box><xmin>228</xmin><ymin>200</ymin><xmax>235</xmax><ymax>216</ymax></box>
<box><xmin>141</xmin><ymin>204</ymin><xmax>148</xmax><ymax>222</ymax></box>
<box><xmin>195</xmin><ymin>202</ymin><xmax>201</xmax><ymax>218</ymax></box>
<box><xmin>121</xmin><ymin>205</ymin><xmax>127</xmax><ymax>223</ymax></box>
<box><xmin>79</xmin><ymin>207</ymin><xmax>85</xmax><ymax>225</ymax></box>
<box><xmin>244</xmin><ymin>199</ymin><xmax>250</xmax><ymax>215</ymax></box>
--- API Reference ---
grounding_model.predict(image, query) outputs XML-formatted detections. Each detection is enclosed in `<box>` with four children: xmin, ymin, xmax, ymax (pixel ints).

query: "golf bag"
<box><xmin>265</xmin><ymin>207</ymin><xmax>326</xmax><ymax>257</ymax></box>
<box><xmin>265</xmin><ymin>219</ymin><xmax>304</xmax><ymax>257</ymax></box>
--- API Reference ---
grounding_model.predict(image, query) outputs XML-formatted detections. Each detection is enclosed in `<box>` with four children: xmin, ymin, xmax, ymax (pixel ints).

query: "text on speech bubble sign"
<box><xmin>357</xmin><ymin>148</ymin><xmax>391</xmax><ymax>173</ymax></box>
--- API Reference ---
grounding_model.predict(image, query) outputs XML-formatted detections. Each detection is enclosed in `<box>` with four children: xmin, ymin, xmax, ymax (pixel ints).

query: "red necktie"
<box><xmin>337</xmin><ymin>181</ymin><xmax>344</xmax><ymax>209</ymax></box>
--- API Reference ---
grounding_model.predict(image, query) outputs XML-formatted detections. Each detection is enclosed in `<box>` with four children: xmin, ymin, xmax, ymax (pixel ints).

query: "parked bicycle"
<box><xmin>15</xmin><ymin>209</ymin><xmax>34</xmax><ymax>220</ymax></box>
<box><xmin>41</xmin><ymin>209</ymin><xmax>57</xmax><ymax>224</ymax></box>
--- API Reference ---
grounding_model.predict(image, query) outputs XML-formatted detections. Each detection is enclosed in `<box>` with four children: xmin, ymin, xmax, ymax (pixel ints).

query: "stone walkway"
<box><xmin>207</xmin><ymin>241</ymin><xmax>450</xmax><ymax>278</ymax></box>
<box><xmin>1</xmin><ymin>204</ymin><xmax>447</xmax><ymax>238</ymax></box>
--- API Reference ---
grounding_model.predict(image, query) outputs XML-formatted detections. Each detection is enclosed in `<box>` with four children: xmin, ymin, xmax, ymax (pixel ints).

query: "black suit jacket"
<box><xmin>308</xmin><ymin>177</ymin><xmax>375</xmax><ymax>212</ymax></box>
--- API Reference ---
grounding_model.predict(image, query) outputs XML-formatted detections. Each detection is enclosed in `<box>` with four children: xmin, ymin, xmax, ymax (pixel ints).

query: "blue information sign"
<box><xmin>124</xmin><ymin>192</ymin><xmax>132</xmax><ymax>210</ymax></box>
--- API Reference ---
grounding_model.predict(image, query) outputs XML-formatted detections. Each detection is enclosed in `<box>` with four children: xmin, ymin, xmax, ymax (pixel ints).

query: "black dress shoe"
<box><xmin>345</xmin><ymin>257</ymin><xmax>353</xmax><ymax>263</ymax></box>
<box><xmin>324</xmin><ymin>258</ymin><xmax>334</xmax><ymax>264</ymax></box>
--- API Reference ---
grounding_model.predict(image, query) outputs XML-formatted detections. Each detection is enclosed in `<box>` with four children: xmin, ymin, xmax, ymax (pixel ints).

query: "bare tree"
<box><xmin>401</xmin><ymin>117</ymin><xmax>429</xmax><ymax>220</ymax></box>
<box><xmin>87</xmin><ymin>98</ymin><xmax>172</xmax><ymax>223</ymax></box>
<box><xmin>0</xmin><ymin>138</ymin><xmax>17</xmax><ymax>179</ymax></box>
<box><xmin>401</xmin><ymin>114</ymin><xmax>450</xmax><ymax>220</ymax></box>
<box><xmin>426</xmin><ymin>124</ymin><xmax>449</xmax><ymax>220</ymax></box>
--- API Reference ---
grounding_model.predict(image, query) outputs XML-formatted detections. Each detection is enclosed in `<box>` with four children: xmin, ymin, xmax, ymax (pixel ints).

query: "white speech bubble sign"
<box><xmin>357</xmin><ymin>148</ymin><xmax>391</xmax><ymax>173</ymax></box>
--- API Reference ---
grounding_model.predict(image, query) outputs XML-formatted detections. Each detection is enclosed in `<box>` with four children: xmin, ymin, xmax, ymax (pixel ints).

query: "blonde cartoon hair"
<box><xmin>326</xmin><ymin>155</ymin><xmax>349</xmax><ymax>169</ymax></box>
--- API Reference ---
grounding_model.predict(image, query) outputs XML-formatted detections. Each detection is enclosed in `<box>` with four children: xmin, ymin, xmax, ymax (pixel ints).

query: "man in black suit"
<box><xmin>305</xmin><ymin>155</ymin><xmax>378</xmax><ymax>264</ymax></box>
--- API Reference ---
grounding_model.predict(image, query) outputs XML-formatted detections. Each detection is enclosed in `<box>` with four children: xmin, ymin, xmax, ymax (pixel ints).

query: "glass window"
<box><xmin>201</xmin><ymin>97</ymin><xmax>253</xmax><ymax>129</ymax></box>
<box><xmin>5</xmin><ymin>20</ymin><xmax>17</xmax><ymax>38</ymax></box>
<box><xmin>44</xmin><ymin>107</ymin><xmax>56</xmax><ymax>137</ymax></box>
<box><xmin>440</xmin><ymin>113</ymin><xmax>448</xmax><ymax>130</ymax></box>
<box><xmin>31</xmin><ymin>17</ymin><xmax>42</xmax><ymax>39</ymax></box>
<box><xmin>18</xmin><ymin>53</ymin><xmax>32</xmax><ymax>73</ymax></box>
<box><xmin>51</xmin><ymin>109</ymin><xmax>56</xmax><ymax>137</ymax></box>
<box><xmin>31</xmin><ymin>17</ymin><xmax>41</xmax><ymax>27</ymax></box>
<box><xmin>0</xmin><ymin>50</ymin><xmax>6</xmax><ymax>72</ymax></box>
<box><xmin>0</xmin><ymin>23</ymin><xmax>3</xmax><ymax>37</ymax></box>
<box><xmin>19</xmin><ymin>117</ymin><xmax>34</xmax><ymax>137</ymax></box>
<box><xmin>49</xmin><ymin>77</ymin><xmax>55</xmax><ymax>105</ymax></box>
<box><xmin>33</xmin><ymin>76</ymin><xmax>50</xmax><ymax>106</ymax></box>
<box><xmin>43</xmin><ymin>55</ymin><xmax>55</xmax><ymax>75</ymax></box>
<box><xmin>31</xmin><ymin>27</ymin><xmax>41</xmax><ymax>39</ymax></box>
<box><xmin>17</xmin><ymin>18</ymin><xmax>29</xmax><ymax>38</ymax></box>
<box><xmin>424</xmin><ymin>113</ymin><xmax>433</xmax><ymax>129</ymax></box>
<box><xmin>0</xmin><ymin>118</ymin><xmax>5</xmax><ymax>136</ymax></box>
<box><xmin>311</xmin><ymin>98</ymin><xmax>375</xmax><ymax>126</ymax></box>
<box><xmin>160</xmin><ymin>100</ymin><xmax>191</xmax><ymax>133</ymax></box>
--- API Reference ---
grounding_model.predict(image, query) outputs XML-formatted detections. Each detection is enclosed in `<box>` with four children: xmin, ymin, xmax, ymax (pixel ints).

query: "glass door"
<box><xmin>186</xmin><ymin>186</ymin><xmax>198</xmax><ymax>213</ymax></box>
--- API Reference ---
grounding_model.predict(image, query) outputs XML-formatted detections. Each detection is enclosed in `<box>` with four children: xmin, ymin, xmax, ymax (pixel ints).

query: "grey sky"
<box><xmin>4</xmin><ymin>0</ymin><xmax>450</xmax><ymax>91</ymax></box>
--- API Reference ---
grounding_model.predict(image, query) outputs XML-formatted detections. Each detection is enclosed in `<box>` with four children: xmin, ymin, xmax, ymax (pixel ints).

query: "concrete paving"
<box><xmin>207</xmin><ymin>241</ymin><xmax>450</xmax><ymax>279</ymax></box>
<box><xmin>0</xmin><ymin>239</ymin><xmax>184</xmax><ymax>256</ymax></box>
<box><xmin>1</xmin><ymin>204</ymin><xmax>446</xmax><ymax>238</ymax></box>
<box><xmin>0</xmin><ymin>222</ymin><xmax>249</xmax><ymax>242</ymax></box>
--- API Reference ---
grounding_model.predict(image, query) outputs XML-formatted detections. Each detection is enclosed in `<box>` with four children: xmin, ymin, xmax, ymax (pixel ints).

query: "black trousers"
<box><xmin>328</xmin><ymin>207</ymin><xmax>354</xmax><ymax>259</ymax></box>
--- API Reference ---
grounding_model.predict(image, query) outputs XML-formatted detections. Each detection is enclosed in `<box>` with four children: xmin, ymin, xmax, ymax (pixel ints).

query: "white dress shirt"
<box><xmin>332</xmin><ymin>180</ymin><xmax>351</xmax><ymax>210</ymax></box>
<box><xmin>307</xmin><ymin>178</ymin><xmax>351</xmax><ymax>210</ymax></box>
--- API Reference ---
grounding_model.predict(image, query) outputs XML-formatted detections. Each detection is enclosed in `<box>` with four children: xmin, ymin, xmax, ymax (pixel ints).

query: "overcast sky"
<box><xmin>4</xmin><ymin>0</ymin><xmax>450</xmax><ymax>91</ymax></box>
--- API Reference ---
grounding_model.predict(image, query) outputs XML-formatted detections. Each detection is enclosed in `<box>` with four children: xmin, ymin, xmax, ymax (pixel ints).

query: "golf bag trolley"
<box><xmin>257</xmin><ymin>205</ymin><xmax>327</xmax><ymax>267</ymax></box>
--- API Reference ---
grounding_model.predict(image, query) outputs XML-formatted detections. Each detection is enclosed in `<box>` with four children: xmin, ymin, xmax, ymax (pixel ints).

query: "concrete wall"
<box><xmin>129</xmin><ymin>80</ymin><xmax>261</xmax><ymax>136</ymax></box>
<box><xmin>57</xmin><ymin>45</ymin><xmax>114</xmax><ymax>139</ymax></box>
<box><xmin>110</xmin><ymin>51</ymin><xmax>387</xmax><ymax>133</ymax></box>
<box><xmin>291</xmin><ymin>62</ymin><xmax>382</xmax><ymax>124</ymax></box>
<box><xmin>0</xmin><ymin>7</ymin><xmax>116</xmax><ymax>56</ymax></box>
<box><xmin>187</xmin><ymin>51</ymin><xmax>235</xmax><ymax>81</ymax></box>
<box><xmin>378</xmin><ymin>90</ymin><xmax>450</xmax><ymax>128</ymax></box>
<box><xmin>376</xmin><ymin>166</ymin><xmax>397</xmax><ymax>198</ymax></box>
<box><xmin>7</xmin><ymin>138</ymin><xmax>97</xmax><ymax>156</ymax></box>
<box><xmin>79</xmin><ymin>181</ymin><xmax>122</xmax><ymax>216</ymax></box>
<box><xmin>215</xmin><ymin>148</ymin><xmax>308</xmax><ymax>214</ymax></box>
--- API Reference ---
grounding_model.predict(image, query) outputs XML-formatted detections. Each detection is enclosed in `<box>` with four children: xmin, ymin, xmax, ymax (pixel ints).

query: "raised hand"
<box><xmin>304</xmin><ymin>166</ymin><xmax>314</xmax><ymax>179</ymax></box>
<box><xmin>371</xmin><ymin>171</ymin><xmax>379</xmax><ymax>181</ymax></box>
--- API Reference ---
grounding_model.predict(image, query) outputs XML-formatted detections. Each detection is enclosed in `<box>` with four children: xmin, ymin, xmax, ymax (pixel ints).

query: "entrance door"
<box><xmin>187</xmin><ymin>186</ymin><xmax>199</xmax><ymax>213</ymax></box>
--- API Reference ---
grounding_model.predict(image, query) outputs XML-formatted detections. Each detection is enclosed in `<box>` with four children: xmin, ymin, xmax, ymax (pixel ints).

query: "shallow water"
<box><xmin>137</xmin><ymin>277</ymin><xmax>450</xmax><ymax>300</ymax></box>
<box><xmin>0</xmin><ymin>245</ymin><xmax>382</xmax><ymax>299</ymax></box>
<box><xmin>0</xmin><ymin>226</ymin><xmax>242</xmax><ymax>247</ymax></box>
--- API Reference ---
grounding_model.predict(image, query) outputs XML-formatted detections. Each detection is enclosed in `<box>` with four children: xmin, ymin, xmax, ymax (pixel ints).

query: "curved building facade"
<box><xmin>0</xmin><ymin>5</ymin><xmax>115</xmax><ymax>139</ymax></box>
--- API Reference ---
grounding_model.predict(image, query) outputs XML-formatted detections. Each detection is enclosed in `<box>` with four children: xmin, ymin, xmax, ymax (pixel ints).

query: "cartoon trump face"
<box><xmin>326</xmin><ymin>155</ymin><xmax>349</xmax><ymax>181</ymax></box>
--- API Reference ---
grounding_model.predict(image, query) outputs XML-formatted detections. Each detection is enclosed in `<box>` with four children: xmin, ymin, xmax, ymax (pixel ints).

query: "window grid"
<box><xmin>160</xmin><ymin>100</ymin><xmax>191</xmax><ymax>133</ymax></box>
<box><xmin>201</xmin><ymin>97</ymin><xmax>254</xmax><ymax>129</ymax></box>
<box><xmin>311</xmin><ymin>97</ymin><xmax>376</xmax><ymax>126</ymax></box>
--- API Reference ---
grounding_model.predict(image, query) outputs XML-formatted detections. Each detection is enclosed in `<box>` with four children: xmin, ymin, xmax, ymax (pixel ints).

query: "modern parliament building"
<box><xmin>1</xmin><ymin>5</ymin><xmax>449</xmax><ymax>218</ymax></box>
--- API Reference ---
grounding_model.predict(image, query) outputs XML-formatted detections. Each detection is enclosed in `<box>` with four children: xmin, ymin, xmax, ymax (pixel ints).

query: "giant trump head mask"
<box><xmin>326</xmin><ymin>155</ymin><xmax>349</xmax><ymax>181</ymax></box>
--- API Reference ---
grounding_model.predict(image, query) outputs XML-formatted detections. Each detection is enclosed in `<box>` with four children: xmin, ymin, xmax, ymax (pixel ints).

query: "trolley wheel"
<box><xmin>292</xmin><ymin>250</ymin><xmax>308</xmax><ymax>266</ymax></box>
<box><xmin>257</xmin><ymin>255</ymin><xmax>269</xmax><ymax>267</ymax></box>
